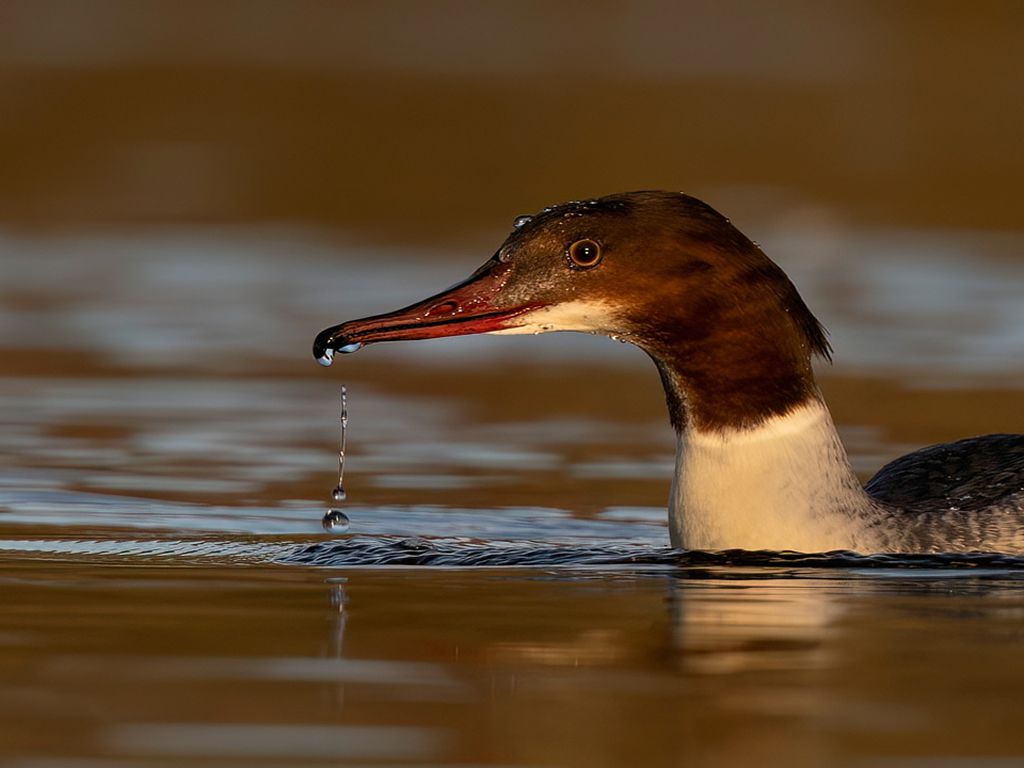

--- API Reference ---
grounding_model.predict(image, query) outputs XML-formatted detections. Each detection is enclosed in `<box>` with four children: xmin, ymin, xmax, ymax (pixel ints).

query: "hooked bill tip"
<box><xmin>314</xmin><ymin>342</ymin><xmax>363</xmax><ymax>367</ymax></box>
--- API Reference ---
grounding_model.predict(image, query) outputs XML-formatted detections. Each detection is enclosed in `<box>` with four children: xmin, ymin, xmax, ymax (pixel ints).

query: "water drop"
<box><xmin>333</xmin><ymin>385</ymin><xmax>348</xmax><ymax>497</ymax></box>
<box><xmin>338</xmin><ymin>342</ymin><xmax>363</xmax><ymax>354</ymax></box>
<box><xmin>322</xmin><ymin>509</ymin><xmax>350</xmax><ymax>532</ymax></box>
<box><xmin>317</xmin><ymin>349</ymin><xmax>334</xmax><ymax>367</ymax></box>
<box><xmin>513</xmin><ymin>215</ymin><xmax>532</xmax><ymax>229</ymax></box>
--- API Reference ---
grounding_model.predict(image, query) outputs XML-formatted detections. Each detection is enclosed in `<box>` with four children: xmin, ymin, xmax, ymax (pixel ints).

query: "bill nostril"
<box><xmin>426</xmin><ymin>300</ymin><xmax>460</xmax><ymax>316</ymax></box>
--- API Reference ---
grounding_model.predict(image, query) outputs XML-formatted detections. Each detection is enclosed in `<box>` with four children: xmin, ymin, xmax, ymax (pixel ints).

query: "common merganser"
<box><xmin>313</xmin><ymin>191</ymin><xmax>1024</xmax><ymax>554</ymax></box>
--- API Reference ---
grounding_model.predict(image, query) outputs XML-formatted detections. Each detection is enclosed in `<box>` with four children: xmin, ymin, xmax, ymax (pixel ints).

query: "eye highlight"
<box><xmin>567</xmin><ymin>239</ymin><xmax>603</xmax><ymax>269</ymax></box>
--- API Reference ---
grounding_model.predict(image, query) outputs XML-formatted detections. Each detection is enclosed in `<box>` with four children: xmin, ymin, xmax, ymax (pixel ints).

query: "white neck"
<box><xmin>670</xmin><ymin>399</ymin><xmax>883</xmax><ymax>553</ymax></box>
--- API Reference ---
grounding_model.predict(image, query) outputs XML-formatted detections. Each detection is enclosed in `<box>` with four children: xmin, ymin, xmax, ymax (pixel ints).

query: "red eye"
<box><xmin>567</xmin><ymin>239</ymin><xmax>602</xmax><ymax>269</ymax></box>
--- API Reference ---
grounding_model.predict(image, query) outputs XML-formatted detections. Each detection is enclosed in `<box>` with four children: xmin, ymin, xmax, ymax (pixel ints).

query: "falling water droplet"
<box><xmin>334</xmin><ymin>385</ymin><xmax>348</xmax><ymax>494</ymax></box>
<box><xmin>323</xmin><ymin>385</ymin><xmax>350</xmax><ymax>532</ymax></box>
<box><xmin>322</xmin><ymin>509</ymin><xmax>350</xmax><ymax>531</ymax></box>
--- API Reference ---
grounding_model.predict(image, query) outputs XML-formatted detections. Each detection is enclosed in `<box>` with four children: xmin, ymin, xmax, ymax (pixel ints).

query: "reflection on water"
<box><xmin>5</xmin><ymin>560</ymin><xmax>1024</xmax><ymax>767</ymax></box>
<box><xmin>108</xmin><ymin>723</ymin><xmax>449</xmax><ymax>762</ymax></box>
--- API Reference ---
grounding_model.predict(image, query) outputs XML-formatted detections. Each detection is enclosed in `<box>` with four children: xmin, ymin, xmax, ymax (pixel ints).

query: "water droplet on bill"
<box><xmin>338</xmin><ymin>342</ymin><xmax>363</xmax><ymax>354</ymax></box>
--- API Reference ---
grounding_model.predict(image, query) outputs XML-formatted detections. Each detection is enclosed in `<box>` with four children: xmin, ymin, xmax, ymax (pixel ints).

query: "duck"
<box><xmin>313</xmin><ymin>191</ymin><xmax>1024</xmax><ymax>554</ymax></box>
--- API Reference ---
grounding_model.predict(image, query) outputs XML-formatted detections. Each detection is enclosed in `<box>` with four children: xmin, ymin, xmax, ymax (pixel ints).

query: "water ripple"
<box><xmin>6</xmin><ymin>531</ymin><xmax>1024</xmax><ymax>575</ymax></box>
<box><xmin>0</xmin><ymin>537</ymin><xmax>293</xmax><ymax>563</ymax></box>
<box><xmin>283</xmin><ymin>537</ymin><xmax>1024</xmax><ymax>571</ymax></box>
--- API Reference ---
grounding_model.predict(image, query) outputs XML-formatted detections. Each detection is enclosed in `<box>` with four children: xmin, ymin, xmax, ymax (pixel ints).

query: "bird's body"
<box><xmin>314</xmin><ymin>191</ymin><xmax>1024</xmax><ymax>554</ymax></box>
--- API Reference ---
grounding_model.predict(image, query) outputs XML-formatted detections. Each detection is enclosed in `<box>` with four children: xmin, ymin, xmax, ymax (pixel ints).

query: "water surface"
<box><xmin>3</xmin><ymin>226</ymin><xmax>1024</xmax><ymax>766</ymax></box>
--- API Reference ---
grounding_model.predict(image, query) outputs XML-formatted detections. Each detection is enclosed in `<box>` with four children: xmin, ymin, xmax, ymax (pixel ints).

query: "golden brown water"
<box><xmin>4</xmin><ymin>226</ymin><xmax>1024</xmax><ymax>766</ymax></box>
<box><xmin>4</xmin><ymin>3</ymin><xmax>1024</xmax><ymax>765</ymax></box>
<box><xmin>8</xmin><ymin>561</ymin><xmax>1024</xmax><ymax>768</ymax></box>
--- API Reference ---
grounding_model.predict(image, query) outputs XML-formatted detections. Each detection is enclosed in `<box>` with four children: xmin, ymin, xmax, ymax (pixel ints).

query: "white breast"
<box><xmin>671</xmin><ymin>399</ymin><xmax>884</xmax><ymax>552</ymax></box>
